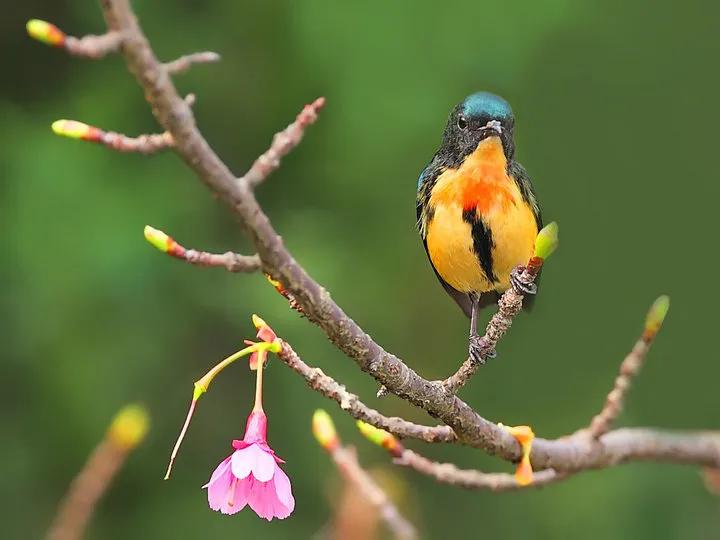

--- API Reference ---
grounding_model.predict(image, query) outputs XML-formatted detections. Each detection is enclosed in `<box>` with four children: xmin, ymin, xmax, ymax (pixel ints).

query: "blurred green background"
<box><xmin>3</xmin><ymin>0</ymin><xmax>719</xmax><ymax>538</ymax></box>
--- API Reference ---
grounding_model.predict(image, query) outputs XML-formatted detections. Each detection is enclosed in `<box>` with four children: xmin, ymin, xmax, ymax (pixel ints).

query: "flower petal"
<box><xmin>203</xmin><ymin>457</ymin><xmax>233</xmax><ymax>512</ymax></box>
<box><xmin>247</xmin><ymin>479</ymin><xmax>277</xmax><ymax>521</ymax></box>
<box><xmin>231</xmin><ymin>445</ymin><xmax>260</xmax><ymax>479</ymax></box>
<box><xmin>222</xmin><ymin>477</ymin><xmax>250</xmax><ymax>515</ymax></box>
<box><xmin>251</xmin><ymin>447</ymin><xmax>277</xmax><ymax>482</ymax></box>
<box><xmin>231</xmin><ymin>444</ymin><xmax>276</xmax><ymax>482</ymax></box>
<box><xmin>203</xmin><ymin>456</ymin><xmax>231</xmax><ymax>489</ymax></box>
<box><xmin>274</xmin><ymin>466</ymin><xmax>295</xmax><ymax>513</ymax></box>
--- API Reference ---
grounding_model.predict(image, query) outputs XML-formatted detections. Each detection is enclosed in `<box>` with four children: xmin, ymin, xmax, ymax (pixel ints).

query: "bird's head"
<box><xmin>441</xmin><ymin>92</ymin><xmax>516</xmax><ymax>163</ymax></box>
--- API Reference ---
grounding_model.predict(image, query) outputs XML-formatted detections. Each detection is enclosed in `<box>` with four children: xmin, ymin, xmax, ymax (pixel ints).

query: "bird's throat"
<box><xmin>431</xmin><ymin>137</ymin><xmax>513</xmax><ymax>215</ymax></box>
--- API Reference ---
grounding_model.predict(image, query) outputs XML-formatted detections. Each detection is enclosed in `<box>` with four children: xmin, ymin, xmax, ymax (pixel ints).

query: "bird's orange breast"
<box><xmin>426</xmin><ymin>137</ymin><xmax>538</xmax><ymax>293</ymax></box>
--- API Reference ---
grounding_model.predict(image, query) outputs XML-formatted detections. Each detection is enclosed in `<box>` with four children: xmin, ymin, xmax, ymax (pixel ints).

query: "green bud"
<box><xmin>534</xmin><ymin>222</ymin><xmax>559</xmax><ymax>260</ymax></box>
<box><xmin>645</xmin><ymin>295</ymin><xmax>670</xmax><ymax>337</ymax></box>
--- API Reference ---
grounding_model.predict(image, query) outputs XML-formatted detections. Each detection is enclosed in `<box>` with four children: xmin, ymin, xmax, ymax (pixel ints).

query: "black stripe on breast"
<box><xmin>462</xmin><ymin>208</ymin><xmax>498</xmax><ymax>284</ymax></box>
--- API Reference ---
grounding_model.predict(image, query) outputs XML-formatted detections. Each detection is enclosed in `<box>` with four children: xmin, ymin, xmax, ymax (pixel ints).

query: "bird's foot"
<box><xmin>469</xmin><ymin>334</ymin><xmax>496</xmax><ymax>364</ymax></box>
<box><xmin>510</xmin><ymin>266</ymin><xmax>537</xmax><ymax>295</ymax></box>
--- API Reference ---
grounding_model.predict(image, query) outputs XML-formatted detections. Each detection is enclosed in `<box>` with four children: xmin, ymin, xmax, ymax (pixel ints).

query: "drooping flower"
<box><xmin>162</xmin><ymin>315</ymin><xmax>292</xmax><ymax>519</ymax></box>
<box><xmin>164</xmin><ymin>316</ymin><xmax>281</xmax><ymax>480</ymax></box>
<box><xmin>204</xmin><ymin>409</ymin><xmax>295</xmax><ymax>520</ymax></box>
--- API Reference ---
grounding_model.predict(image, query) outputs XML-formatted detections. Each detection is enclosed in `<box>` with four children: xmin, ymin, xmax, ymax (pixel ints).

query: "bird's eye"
<box><xmin>457</xmin><ymin>116</ymin><xmax>468</xmax><ymax>130</ymax></box>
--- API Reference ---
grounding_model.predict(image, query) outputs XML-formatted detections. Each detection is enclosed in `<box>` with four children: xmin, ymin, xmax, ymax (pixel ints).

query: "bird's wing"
<box><xmin>416</xmin><ymin>158</ymin><xmax>445</xmax><ymax>237</ymax></box>
<box><xmin>509</xmin><ymin>161</ymin><xmax>542</xmax><ymax>230</ymax></box>
<box><xmin>417</xmin><ymin>159</ymin><xmax>477</xmax><ymax>318</ymax></box>
<box><xmin>509</xmin><ymin>161</ymin><xmax>542</xmax><ymax>311</ymax></box>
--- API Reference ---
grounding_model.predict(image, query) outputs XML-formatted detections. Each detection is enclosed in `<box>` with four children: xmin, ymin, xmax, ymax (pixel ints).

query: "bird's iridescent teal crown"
<box><xmin>462</xmin><ymin>92</ymin><xmax>513</xmax><ymax>122</ymax></box>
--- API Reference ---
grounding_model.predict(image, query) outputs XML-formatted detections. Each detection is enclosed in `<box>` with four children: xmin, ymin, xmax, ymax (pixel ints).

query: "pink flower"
<box><xmin>204</xmin><ymin>410</ymin><xmax>294</xmax><ymax>520</ymax></box>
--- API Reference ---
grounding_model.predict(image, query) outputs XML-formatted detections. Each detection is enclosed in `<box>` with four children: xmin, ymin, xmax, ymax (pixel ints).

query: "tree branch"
<box><xmin>99</xmin><ymin>0</ymin><xmax>514</xmax><ymax>460</ymax></box>
<box><xmin>396</xmin><ymin>449</ymin><xmax>561</xmax><ymax>491</ymax></box>
<box><xmin>46</xmin><ymin>405</ymin><xmax>148</xmax><ymax>540</ymax></box>
<box><xmin>240</xmin><ymin>97</ymin><xmax>326</xmax><ymax>188</ymax></box>
<box><xmin>313</xmin><ymin>411</ymin><xmax>417</xmax><ymax>540</ymax></box>
<box><xmin>57</xmin><ymin>0</ymin><xmax>717</xmax><ymax>483</ymax></box>
<box><xmin>442</xmin><ymin>261</ymin><xmax>542</xmax><ymax>393</ymax></box>
<box><xmin>279</xmin><ymin>340</ymin><xmax>456</xmax><ymax>443</ymax></box>
<box><xmin>586</xmin><ymin>296</ymin><xmax>669</xmax><ymax>438</ymax></box>
<box><xmin>329</xmin><ymin>446</ymin><xmax>416</xmax><ymax>540</ymax></box>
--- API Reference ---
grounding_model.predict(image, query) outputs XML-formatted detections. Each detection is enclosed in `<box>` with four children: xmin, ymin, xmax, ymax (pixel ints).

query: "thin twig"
<box><xmin>64</xmin><ymin>31</ymin><xmax>123</xmax><ymax>58</ymax></box>
<box><xmin>586</xmin><ymin>296</ymin><xmax>669</xmax><ymax>438</ymax></box>
<box><xmin>46</xmin><ymin>405</ymin><xmax>148</xmax><ymax>540</ymax></box>
<box><xmin>164</xmin><ymin>51</ymin><xmax>220</xmax><ymax>74</ymax></box>
<box><xmin>329</xmin><ymin>446</ymin><xmax>417</xmax><ymax>540</ymax></box>
<box><xmin>703</xmin><ymin>467</ymin><xmax>720</xmax><ymax>495</ymax></box>
<box><xmin>46</xmin><ymin>440</ymin><xmax>126</xmax><ymax>540</ymax></box>
<box><xmin>183</xmin><ymin>250</ymin><xmax>261</xmax><ymax>272</ymax></box>
<box><xmin>144</xmin><ymin>225</ymin><xmax>261</xmax><ymax>272</ymax></box>
<box><xmin>27</xmin><ymin>19</ymin><xmax>124</xmax><ymax>58</ymax></box>
<box><xmin>396</xmin><ymin>449</ymin><xmax>561</xmax><ymax>491</ymax></box>
<box><xmin>280</xmin><ymin>341</ymin><xmax>455</xmax><ymax>443</ymax></box>
<box><xmin>442</xmin><ymin>261</ymin><xmax>542</xmax><ymax>393</ymax></box>
<box><xmin>587</xmin><ymin>339</ymin><xmax>651</xmax><ymax>438</ymax></box>
<box><xmin>240</xmin><ymin>97</ymin><xmax>326</xmax><ymax>188</ymax></box>
<box><xmin>313</xmin><ymin>411</ymin><xmax>416</xmax><ymax>540</ymax></box>
<box><xmin>52</xmin><ymin>119</ymin><xmax>174</xmax><ymax>154</ymax></box>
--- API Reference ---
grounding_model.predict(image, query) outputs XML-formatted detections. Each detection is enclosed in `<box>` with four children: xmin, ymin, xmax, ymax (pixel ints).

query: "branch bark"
<box><xmin>397</xmin><ymin>449</ymin><xmax>561</xmax><ymax>491</ymax></box>
<box><xmin>279</xmin><ymin>340</ymin><xmax>456</xmax><ymax>443</ymax></box>
<box><xmin>442</xmin><ymin>262</ymin><xmax>541</xmax><ymax>393</ymax></box>
<box><xmin>164</xmin><ymin>51</ymin><xmax>220</xmax><ymax>74</ymax></box>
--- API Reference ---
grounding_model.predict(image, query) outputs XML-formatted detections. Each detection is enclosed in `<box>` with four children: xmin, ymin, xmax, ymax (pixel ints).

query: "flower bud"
<box><xmin>27</xmin><ymin>19</ymin><xmax>66</xmax><ymax>47</ymax></box>
<box><xmin>356</xmin><ymin>421</ymin><xmax>404</xmax><ymax>457</ymax></box>
<box><xmin>534</xmin><ymin>221</ymin><xmax>559</xmax><ymax>260</ymax></box>
<box><xmin>312</xmin><ymin>409</ymin><xmax>339</xmax><ymax>452</ymax></box>
<box><xmin>108</xmin><ymin>404</ymin><xmax>149</xmax><ymax>450</ymax></box>
<box><xmin>644</xmin><ymin>295</ymin><xmax>670</xmax><ymax>340</ymax></box>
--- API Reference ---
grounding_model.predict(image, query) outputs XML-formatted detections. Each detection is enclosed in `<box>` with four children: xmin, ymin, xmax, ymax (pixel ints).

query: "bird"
<box><xmin>416</xmin><ymin>92</ymin><xmax>542</xmax><ymax>363</ymax></box>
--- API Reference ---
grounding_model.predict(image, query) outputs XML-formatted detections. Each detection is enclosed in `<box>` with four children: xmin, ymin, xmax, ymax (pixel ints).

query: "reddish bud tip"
<box><xmin>144</xmin><ymin>225</ymin><xmax>172</xmax><ymax>254</ymax></box>
<box><xmin>356</xmin><ymin>421</ymin><xmax>404</xmax><ymax>456</ymax></box>
<box><xmin>51</xmin><ymin>119</ymin><xmax>102</xmax><ymax>141</ymax></box>
<box><xmin>27</xmin><ymin>19</ymin><xmax>66</xmax><ymax>47</ymax></box>
<box><xmin>644</xmin><ymin>295</ymin><xmax>670</xmax><ymax>340</ymax></box>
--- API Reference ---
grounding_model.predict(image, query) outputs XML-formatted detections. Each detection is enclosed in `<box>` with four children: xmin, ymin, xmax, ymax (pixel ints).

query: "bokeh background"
<box><xmin>3</xmin><ymin>0</ymin><xmax>719</xmax><ymax>538</ymax></box>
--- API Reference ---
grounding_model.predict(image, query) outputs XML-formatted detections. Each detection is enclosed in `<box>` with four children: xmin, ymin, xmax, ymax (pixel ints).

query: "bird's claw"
<box><xmin>510</xmin><ymin>266</ymin><xmax>537</xmax><ymax>295</ymax></box>
<box><xmin>469</xmin><ymin>334</ymin><xmax>496</xmax><ymax>364</ymax></box>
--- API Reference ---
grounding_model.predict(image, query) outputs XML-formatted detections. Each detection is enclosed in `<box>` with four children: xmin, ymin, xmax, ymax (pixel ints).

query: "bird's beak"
<box><xmin>482</xmin><ymin>120</ymin><xmax>503</xmax><ymax>135</ymax></box>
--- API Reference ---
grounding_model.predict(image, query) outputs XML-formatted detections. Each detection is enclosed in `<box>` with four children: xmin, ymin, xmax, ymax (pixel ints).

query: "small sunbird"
<box><xmin>417</xmin><ymin>92</ymin><xmax>542</xmax><ymax>361</ymax></box>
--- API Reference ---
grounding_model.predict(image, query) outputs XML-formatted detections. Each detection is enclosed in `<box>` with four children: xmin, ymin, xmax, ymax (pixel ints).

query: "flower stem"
<box><xmin>253</xmin><ymin>350</ymin><xmax>267</xmax><ymax>412</ymax></box>
<box><xmin>164</xmin><ymin>398</ymin><xmax>197</xmax><ymax>480</ymax></box>
<box><xmin>196</xmin><ymin>344</ymin><xmax>258</xmax><ymax>393</ymax></box>
<box><xmin>164</xmin><ymin>341</ymin><xmax>274</xmax><ymax>479</ymax></box>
